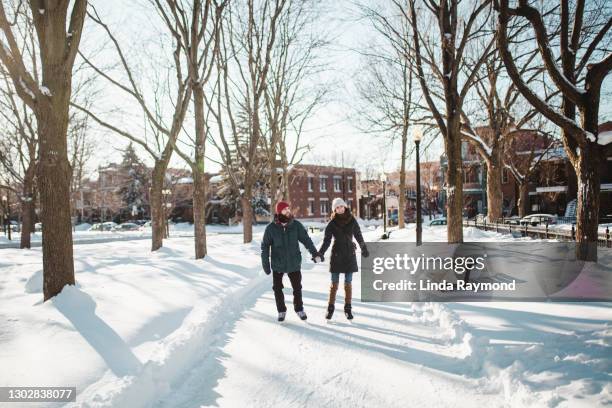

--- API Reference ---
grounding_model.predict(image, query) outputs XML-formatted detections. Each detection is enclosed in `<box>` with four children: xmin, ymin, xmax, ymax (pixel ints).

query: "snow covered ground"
<box><xmin>0</xmin><ymin>224</ymin><xmax>610</xmax><ymax>407</ymax></box>
<box><xmin>0</xmin><ymin>223</ymin><xmax>268</xmax><ymax>248</ymax></box>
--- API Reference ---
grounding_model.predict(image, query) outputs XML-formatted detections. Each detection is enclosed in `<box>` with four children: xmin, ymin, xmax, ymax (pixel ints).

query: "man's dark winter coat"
<box><xmin>261</xmin><ymin>215</ymin><xmax>318</xmax><ymax>274</ymax></box>
<box><xmin>318</xmin><ymin>212</ymin><xmax>367</xmax><ymax>274</ymax></box>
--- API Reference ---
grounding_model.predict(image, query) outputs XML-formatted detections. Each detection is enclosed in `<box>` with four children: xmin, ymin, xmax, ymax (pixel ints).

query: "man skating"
<box><xmin>261</xmin><ymin>201</ymin><xmax>320</xmax><ymax>322</ymax></box>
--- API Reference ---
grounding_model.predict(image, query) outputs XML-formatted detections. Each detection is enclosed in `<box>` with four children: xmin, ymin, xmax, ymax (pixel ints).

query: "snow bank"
<box><xmin>0</xmin><ymin>233</ymin><xmax>268</xmax><ymax>408</ymax></box>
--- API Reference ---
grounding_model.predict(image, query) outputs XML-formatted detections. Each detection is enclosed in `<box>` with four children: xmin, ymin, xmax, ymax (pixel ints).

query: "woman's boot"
<box><xmin>344</xmin><ymin>283</ymin><xmax>353</xmax><ymax>320</ymax></box>
<box><xmin>326</xmin><ymin>282</ymin><xmax>338</xmax><ymax>319</ymax></box>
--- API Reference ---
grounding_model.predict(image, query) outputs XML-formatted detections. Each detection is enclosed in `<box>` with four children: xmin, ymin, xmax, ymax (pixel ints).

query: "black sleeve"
<box><xmin>318</xmin><ymin>223</ymin><xmax>333</xmax><ymax>255</ymax></box>
<box><xmin>353</xmin><ymin>219</ymin><xmax>366</xmax><ymax>250</ymax></box>
<box><xmin>297</xmin><ymin>222</ymin><xmax>318</xmax><ymax>256</ymax></box>
<box><xmin>261</xmin><ymin>226</ymin><xmax>272</xmax><ymax>273</ymax></box>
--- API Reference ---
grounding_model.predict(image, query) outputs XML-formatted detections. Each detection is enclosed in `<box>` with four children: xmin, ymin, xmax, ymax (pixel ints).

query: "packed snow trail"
<box><xmin>155</xmin><ymin>260</ymin><xmax>507</xmax><ymax>408</ymax></box>
<box><xmin>152</xmin><ymin>226</ymin><xmax>612</xmax><ymax>408</ymax></box>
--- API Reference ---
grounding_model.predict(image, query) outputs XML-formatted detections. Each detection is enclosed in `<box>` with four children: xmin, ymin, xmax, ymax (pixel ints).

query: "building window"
<box><xmin>333</xmin><ymin>176</ymin><xmax>342</xmax><ymax>192</ymax></box>
<box><xmin>347</xmin><ymin>177</ymin><xmax>353</xmax><ymax>192</ymax></box>
<box><xmin>320</xmin><ymin>199</ymin><xmax>329</xmax><ymax>216</ymax></box>
<box><xmin>502</xmin><ymin>168</ymin><xmax>509</xmax><ymax>184</ymax></box>
<box><xmin>308</xmin><ymin>176</ymin><xmax>313</xmax><ymax>192</ymax></box>
<box><xmin>463</xmin><ymin>166</ymin><xmax>478</xmax><ymax>184</ymax></box>
<box><xmin>308</xmin><ymin>198</ymin><xmax>315</xmax><ymax>216</ymax></box>
<box><xmin>320</xmin><ymin>175</ymin><xmax>328</xmax><ymax>192</ymax></box>
<box><xmin>348</xmin><ymin>198</ymin><xmax>353</xmax><ymax>210</ymax></box>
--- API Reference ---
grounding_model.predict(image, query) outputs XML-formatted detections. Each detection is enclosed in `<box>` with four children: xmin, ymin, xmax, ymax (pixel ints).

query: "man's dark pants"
<box><xmin>272</xmin><ymin>271</ymin><xmax>303</xmax><ymax>312</ymax></box>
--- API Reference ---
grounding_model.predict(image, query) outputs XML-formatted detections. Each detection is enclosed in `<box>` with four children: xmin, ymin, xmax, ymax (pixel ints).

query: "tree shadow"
<box><xmin>52</xmin><ymin>286</ymin><xmax>142</xmax><ymax>377</ymax></box>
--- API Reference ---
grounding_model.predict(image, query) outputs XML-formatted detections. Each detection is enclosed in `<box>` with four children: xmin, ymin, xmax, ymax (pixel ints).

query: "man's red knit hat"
<box><xmin>275</xmin><ymin>201</ymin><xmax>290</xmax><ymax>214</ymax></box>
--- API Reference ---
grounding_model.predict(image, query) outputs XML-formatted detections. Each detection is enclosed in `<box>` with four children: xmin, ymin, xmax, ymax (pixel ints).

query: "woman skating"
<box><xmin>317</xmin><ymin>198</ymin><xmax>369</xmax><ymax>320</ymax></box>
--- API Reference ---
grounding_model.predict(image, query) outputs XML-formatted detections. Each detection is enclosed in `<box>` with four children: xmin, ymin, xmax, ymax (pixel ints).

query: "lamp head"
<box><xmin>413</xmin><ymin>126</ymin><xmax>423</xmax><ymax>142</ymax></box>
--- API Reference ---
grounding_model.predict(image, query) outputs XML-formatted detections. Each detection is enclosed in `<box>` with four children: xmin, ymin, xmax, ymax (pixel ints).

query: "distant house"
<box><xmin>287</xmin><ymin>164</ymin><xmax>358</xmax><ymax>220</ymax></box>
<box><xmin>438</xmin><ymin>123</ymin><xmax>612</xmax><ymax>218</ymax></box>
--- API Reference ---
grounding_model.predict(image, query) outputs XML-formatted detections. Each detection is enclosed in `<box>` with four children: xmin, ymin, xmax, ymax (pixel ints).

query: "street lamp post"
<box><xmin>414</xmin><ymin>127</ymin><xmax>423</xmax><ymax>246</ymax></box>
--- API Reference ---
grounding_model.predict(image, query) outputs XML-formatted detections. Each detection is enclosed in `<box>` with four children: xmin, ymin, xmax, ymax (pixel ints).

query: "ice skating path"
<box><xmin>149</xmin><ymin>233</ymin><xmax>612</xmax><ymax>408</ymax></box>
<box><xmin>155</xmin><ymin>257</ymin><xmax>510</xmax><ymax>408</ymax></box>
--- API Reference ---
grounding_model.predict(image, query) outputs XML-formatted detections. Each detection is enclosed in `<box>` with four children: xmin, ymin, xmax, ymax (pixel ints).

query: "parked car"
<box><xmin>89</xmin><ymin>222</ymin><xmax>118</xmax><ymax>232</ymax></box>
<box><xmin>429</xmin><ymin>217</ymin><xmax>447</xmax><ymax>226</ymax></box>
<box><xmin>519</xmin><ymin>214</ymin><xmax>557</xmax><ymax>226</ymax></box>
<box><xmin>112</xmin><ymin>223</ymin><xmax>140</xmax><ymax>232</ymax></box>
<box><xmin>503</xmin><ymin>216</ymin><xmax>521</xmax><ymax>225</ymax></box>
<box><xmin>9</xmin><ymin>221</ymin><xmax>20</xmax><ymax>232</ymax></box>
<box><xmin>35</xmin><ymin>222</ymin><xmax>43</xmax><ymax>232</ymax></box>
<box><xmin>102</xmin><ymin>221</ymin><xmax>118</xmax><ymax>231</ymax></box>
<box><xmin>474</xmin><ymin>214</ymin><xmax>486</xmax><ymax>223</ymax></box>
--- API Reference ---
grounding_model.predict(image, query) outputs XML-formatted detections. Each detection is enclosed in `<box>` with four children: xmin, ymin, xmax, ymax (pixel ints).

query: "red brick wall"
<box><xmin>288</xmin><ymin>164</ymin><xmax>358</xmax><ymax>220</ymax></box>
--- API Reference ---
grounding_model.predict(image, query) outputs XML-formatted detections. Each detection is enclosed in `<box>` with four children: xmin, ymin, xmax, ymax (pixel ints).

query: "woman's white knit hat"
<box><xmin>332</xmin><ymin>197</ymin><xmax>347</xmax><ymax>210</ymax></box>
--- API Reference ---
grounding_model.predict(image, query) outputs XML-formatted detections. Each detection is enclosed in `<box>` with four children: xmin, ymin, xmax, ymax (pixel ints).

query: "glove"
<box><xmin>264</xmin><ymin>267</ymin><xmax>271</xmax><ymax>275</ymax></box>
<box><xmin>361</xmin><ymin>247</ymin><xmax>369</xmax><ymax>258</ymax></box>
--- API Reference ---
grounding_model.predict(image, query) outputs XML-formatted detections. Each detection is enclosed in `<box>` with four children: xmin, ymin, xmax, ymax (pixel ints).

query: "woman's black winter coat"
<box><xmin>318</xmin><ymin>213</ymin><xmax>367</xmax><ymax>274</ymax></box>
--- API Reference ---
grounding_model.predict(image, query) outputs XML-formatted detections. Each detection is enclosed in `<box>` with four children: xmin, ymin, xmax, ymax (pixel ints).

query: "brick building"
<box><xmin>439</xmin><ymin>124</ymin><xmax>612</xmax><ymax>219</ymax></box>
<box><xmin>287</xmin><ymin>164</ymin><xmax>358</xmax><ymax>220</ymax></box>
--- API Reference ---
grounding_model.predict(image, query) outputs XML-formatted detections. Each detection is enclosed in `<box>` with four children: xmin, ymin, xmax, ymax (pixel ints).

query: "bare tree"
<box><xmin>0</xmin><ymin>0</ymin><xmax>87</xmax><ymax>300</ymax></box>
<box><xmin>261</xmin><ymin>1</ymin><xmax>327</xmax><ymax>212</ymax></box>
<box><xmin>496</xmin><ymin>0</ymin><xmax>612</xmax><ymax>261</ymax></box>
<box><xmin>355</xmin><ymin>1</ymin><xmax>421</xmax><ymax>229</ymax></box>
<box><xmin>459</xmin><ymin>36</ymin><xmax>556</xmax><ymax>222</ymax></box>
<box><xmin>408</xmin><ymin>0</ymin><xmax>495</xmax><ymax>243</ymax></box>
<box><xmin>0</xmin><ymin>65</ymin><xmax>38</xmax><ymax>249</ymax></box>
<box><xmin>73</xmin><ymin>6</ymin><xmax>192</xmax><ymax>252</ymax></box>
<box><xmin>504</xmin><ymin>131</ymin><xmax>557</xmax><ymax>217</ymax></box>
<box><xmin>152</xmin><ymin>0</ymin><xmax>226</xmax><ymax>259</ymax></box>
<box><xmin>210</xmin><ymin>0</ymin><xmax>287</xmax><ymax>243</ymax></box>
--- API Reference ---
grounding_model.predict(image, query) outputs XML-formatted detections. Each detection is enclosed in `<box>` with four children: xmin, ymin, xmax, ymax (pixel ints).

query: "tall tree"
<box><xmin>212</xmin><ymin>0</ymin><xmax>287</xmax><ymax>243</ymax></box>
<box><xmin>261</xmin><ymin>0</ymin><xmax>326</xmax><ymax>210</ymax></box>
<box><xmin>73</xmin><ymin>6</ymin><xmax>192</xmax><ymax>252</ymax></box>
<box><xmin>0</xmin><ymin>0</ymin><xmax>87</xmax><ymax>300</ymax></box>
<box><xmin>408</xmin><ymin>0</ymin><xmax>494</xmax><ymax>243</ymax></box>
<box><xmin>496</xmin><ymin>0</ymin><xmax>612</xmax><ymax>261</ymax></box>
<box><xmin>356</xmin><ymin>0</ymin><xmax>418</xmax><ymax>229</ymax></box>
<box><xmin>505</xmin><ymin>132</ymin><xmax>558</xmax><ymax>217</ymax></box>
<box><xmin>152</xmin><ymin>0</ymin><xmax>226</xmax><ymax>259</ymax></box>
<box><xmin>0</xmin><ymin>67</ymin><xmax>38</xmax><ymax>249</ymax></box>
<box><xmin>460</xmin><ymin>41</ymin><xmax>554</xmax><ymax>222</ymax></box>
<box><xmin>119</xmin><ymin>143</ymin><xmax>148</xmax><ymax>218</ymax></box>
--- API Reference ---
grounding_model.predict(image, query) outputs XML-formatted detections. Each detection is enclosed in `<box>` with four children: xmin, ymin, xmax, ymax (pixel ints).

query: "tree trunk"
<box><xmin>282</xmin><ymin>167</ymin><xmax>290</xmax><ymax>202</ymax></box>
<box><xmin>192</xmin><ymin>86</ymin><xmax>208</xmax><ymax>259</ymax></box>
<box><xmin>445</xmin><ymin>127</ymin><xmax>464</xmax><ymax>243</ymax></box>
<box><xmin>20</xmin><ymin>165</ymin><xmax>35</xmax><ymax>249</ymax></box>
<box><xmin>20</xmin><ymin>199</ymin><xmax>32</xmax><ymax>249</ymax></box>
<box><xmin>241</xmin><ymin>193</ymin><xmax>253</xmax><ymax>244</ymax></box>
<box><xmin>150</xmin><ymin>164</ymin><xmax>166</xmax><ymax>251</ymax></box>
<box><xmin>38</xmin><ymin>93</ymin><xmax>75</xmax><ymax>301</ymax></box>
<box><xmin>192</xmin><ymin>170</ymin><xmax>207</xmax><ymax>259</ymax></box>
<box><xmin>269</xmin><ymin>159</ymin><xmax>278</xmax><ymax>222</ymax></box>
<box><xmin>574</xmin><ymin>147</ymin><xmax>601</xmax><ymax>262</ymax></box>
<box><xmin>486</xmin><ymin>159</ymin><xmax>503</xmax><ymax>222</ymax></box>
<box><xmin>517</xmin><ymin>182</ymin><xmax>529</xmax><ymax>218</ymax></box>
<box><xmin>398</xmin><ymin>129</ymin><xmax>407</xmax><ymax>229</ymax></box>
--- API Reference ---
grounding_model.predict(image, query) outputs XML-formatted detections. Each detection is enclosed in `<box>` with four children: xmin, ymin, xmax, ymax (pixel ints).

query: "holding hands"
<box><xmin>311</xmin><ymin>252</ymin><xmax>324</xmax><ymax>263</ymax></box>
